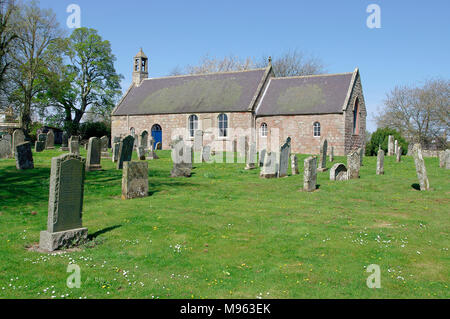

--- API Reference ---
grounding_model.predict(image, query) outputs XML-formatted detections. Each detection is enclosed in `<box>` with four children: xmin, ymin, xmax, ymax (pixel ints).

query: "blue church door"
<box><xmin>151</xmin><ymin>124</ymin><xmax>162</xmax><ymax>149</ymax></box>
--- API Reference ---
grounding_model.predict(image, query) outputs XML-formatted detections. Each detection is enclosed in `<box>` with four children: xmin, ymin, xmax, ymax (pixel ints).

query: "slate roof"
<box><xmin>113</xmin><ymin>69</ymin><xmax>267</xmax><ymax>116</ymax></box>
<box><xmin>255</xmin><ymin>73</ymin><xmax>354</xmax><ymax>116</ymax></box>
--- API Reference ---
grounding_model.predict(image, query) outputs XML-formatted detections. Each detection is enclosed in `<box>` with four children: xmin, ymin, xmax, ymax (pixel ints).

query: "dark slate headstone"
<box><xmin>15</xmin><ymin>142</ymin><xmax>34</xmax><ymax>170</ymax></box>
<box><xmin>278</xmin><ymin>137</ymin><xmax>291</xmax><ymax>177</ymax></box>
<box><xmin>61</xmin><ymin>132</ymin><xmax>69</xmax><ymax>151</ymax></box>
<box><xmin>86</xmin><ymin>137</ymin><xmax>102</xmax><ymax>171</ymax></box>
<box><xmin>35</xmin><ymin>141</ymin><xmax>45</xmax><ymax>152</ymax></box>
<box><xmin>39</xmin><ymin>154</ymin><xmax>87</xmax><ymax>251</ymax></box>
<box><xmin>112</xmin><ymin>142</ymin><xmax>120</xmax><ymax>163</ymax></box>
<box><xmin>122</xmin><ymin>161</ymin><xmax>148</xmax><ymax>200</ymax></box>
<box><xmin>117</xmin><ymin>135</ymin><xmax>135</xmax><ymax>169</ymax></box>
<box><xmin>38</xmin><ymin>133</ymin><xmax>47</xmax><ymax>143</ymax></box>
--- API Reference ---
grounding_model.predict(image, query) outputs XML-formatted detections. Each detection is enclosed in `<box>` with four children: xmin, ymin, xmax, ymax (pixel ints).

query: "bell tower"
<box><xmin>132</xmin><ymin>48</ymin><xmax>148</xmax><ymax>86</ymax></box>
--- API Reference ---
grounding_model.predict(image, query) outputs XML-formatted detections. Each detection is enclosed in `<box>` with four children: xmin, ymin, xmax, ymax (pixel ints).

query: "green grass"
<box><xmin>0</xmin><ymin>147</ymin><xmax>449</xmax><ymax>299</ymax></box>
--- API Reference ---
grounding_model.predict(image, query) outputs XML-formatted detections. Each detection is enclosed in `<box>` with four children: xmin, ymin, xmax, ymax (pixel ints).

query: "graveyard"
<box><xmin>0</xmin><ymin>144</ymin><xmax>448</xmax><ymax>299</ymax></box>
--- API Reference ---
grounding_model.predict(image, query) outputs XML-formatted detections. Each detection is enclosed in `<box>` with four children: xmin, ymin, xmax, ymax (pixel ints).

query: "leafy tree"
<box><xmin>366</xmin><ymin>127</ymin><xmax>409</xmax><ymax>156</ymax></box>
<box><xmin>0</xmin><ymin>0</ymin><xmax>18</xmax><ymax>93</ymax></box>
<box><xmin>42</xmin><ymin>27</ymin><xmax>122</xmax><ymax>135</ymax></box>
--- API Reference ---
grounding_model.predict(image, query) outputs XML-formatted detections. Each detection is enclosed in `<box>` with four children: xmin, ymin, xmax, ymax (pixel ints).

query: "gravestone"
<box><xmin>318</xmin><ymin>139</ymin><xmax>328</xmax><ymax>172</ymax></box>
<box><xmin>46</xmin><ymin>130</ymin><xmax>55</xmax><ymax>149</ymax></box>
<box><xmin>155</xmin><ymin>142</ymin><xmax>161</xmax><ymax>150</ymax></box>
<box><xmin>394</xmin><ymin>140</ymin><xmax>399</xmax><ymax>156</ymax></box>
<box><xmin>237</xmin><ymin>136</ymin><xmax>247</xmax><ymax>163</ymax></box>
<box><xmin>100</xmin><ymin>136</ymin><xmax>110</xmax><ymax>158</ymax></box>
<box><xmin>137</xmin><ymin>146</ymin><xmax>146</xmax><ymax>160</ymax></box>
<box><xmin>147</xmin><ymin>147</ymin><xmax>159</xmax><ymax>160</ymax></box>
<box><xmin>396</xmin><ymin>146</ymin><xmax>402</xmax><ymax>163</ymax></box>
<box><xmin>412</xmin><ymin>144</ymin><xmax>430</xmax><ymax>191</ymax></box>
<box><xmin>86</xmin><ymin>137</ymin><xmax>102</xmax><ymax>171</ymax></box>
<box><xmin>170</xmin><ymin>137</ymin><xmax>192</xmax><ymax>177</ymax></box>
<box><xmin>291</xmin><ymin>154</ymin><xmax>299</xmax><ymax>175</ymax></box>
<box><xmin>39</xmin><ymin>154</ymin><xmax>88</xmax><ymax>251</ymax></box>
<box><xmin>117</xmin><ymin>135</ymin><xmax>135</xmax><ymax>169</ymax></box>
<box><xmin>15</xmin><ymin>142</ymin><xmax>34</xmax><ymax>170</ymax></box>
<box><xmin>38</xmin><ymin>133</ymin><xmax>47</xmax><ymax>143</ymax></box>
<box><xmin>112</xmin><ymin>142</ymin><xmax>120</xmax><ymax>162</ymax></box>
<box><xmin>245</xmin><ymin>143</ymin><xmax>257</xmax><ymax>170</ymax></box>
<box><xmin>35</xmin><ymin>141</ymin><xmax>45</xmax><ymax>152</ymax></box>
<box><xmin>12</xmin><ymin>129</ymin><xmax>25</xmax><ymax>155</ymax></box>
<box><xmin>278</xmin><ymin>137</ymin><xmax>291</xmax><ymax>177</ymax></box>
<box><xmin>140</xmin><ymin>131</ymin><xmax>149</xmax><ymax>149</ymax></box>
<box><xmin>358</xmin><ymin>147</ymin><xmax>364</xmax><ymax>166</ymax></box>
<box><xmin>0</xmin><ymin>139</ymin><xmax>12</xmax><ymax>159</ymax></box>
<box><xmin>193</xmin><ymin>130</ymin><xmax>203</xmax><ymax>163</ymax></box>
<box><xmin>388</xmin><ymin>135</ymin><xmax>394</xmax><ymax>156</ymax></box>
<box><xmin>303</xmin><ymin>156</ymin><xmax>317</xmax><ymax>192</ymax></box>
<box><xmin>113</xmin><ymin>136</ymin><xmax>121</xmax><ymax>144</ymax></box>
<box><xmin>202</xmin><ymin>145</ymin><xmax>212</xmax><ymax>163</ymax></box>
<box><xmin>69</xmin><ymin>137</ymin><xmax>80</xmax><ymax>156</ymax></box>
<box><xmin>122</xmin><ymin>161</ymin><xmax>148</xmax><ymax>200</ymax></box>
<box><xmin>260</xmin><ymin>151</ymin><xmax>278</xmax><ymax>178</ymax></box>
<box><xmin>330</xmin><ymin>163</ymin><xmax>348</xmax><ymax>181</ymax></box>
<box><xmin>259</xmin><ymin>149</ymin><xmax>266</xmax><ymax>167</ymax></box>
<box><xmin>439</xmin><ymin>149</ymin><xmax>450</xmax><ymax>169</ymax></box>
<box><xmin>3</xmin><ymin>134</ymin><xmax>11</xmax><ymax>143</ymax></box>
<box><xmin>347</xmin><ymin>151</ymin><xmax>360</xmax><ymax>179</ymax></box>
<box><xmin>329</xmin><ymin>146</ymin><xmax>334</xmax><ymax>162</ymax></box>
<box><xmin>376</xmin><ymin>149</ymin><xmax>385</xmax><ymax>175</ymax></box>
<box><xmin>148</xmin><ymin>136</ymin><xmax>154</xmax><ymax>151</ymax></box>
<box><xmin>61</xmin><ymin>132</ymin><xmax>69</xmax><ymax>151</ymax></box>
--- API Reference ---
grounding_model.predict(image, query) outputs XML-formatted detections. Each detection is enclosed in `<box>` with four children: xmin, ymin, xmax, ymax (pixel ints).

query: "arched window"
<box><xmin>313</xmin><ymin>122</ymin><xmax>321</xmax><ymax>137</ymax></box>
<box><xmin>130</xmin><ymin>127</ymin><xmax>135</xmax><ymax>136</ymax></box>
<box><xmin>188</xmin><ymin>115</ymin><xmax>198</xmax><ymax>137</ymax></box>
<box><xmin>353</xmin><ymin>98</ymin><xmax>359</xmax><ymax>135</ymax></box>
<box><xmin>260</xmin><ymin>123</ymin><xmax>268</xmax><ymax>137</ymax></box>
<box><xmin>218</xmin><ymin>114</ymin><xmax>228</xmax><ymax>137</ymax></box>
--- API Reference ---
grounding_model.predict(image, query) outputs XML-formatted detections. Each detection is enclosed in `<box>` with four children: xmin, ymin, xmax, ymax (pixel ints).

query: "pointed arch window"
<box><xmin>353</xmin><ymin>98</ymin><xmax>360</xmax><ymax>135</ymax></box>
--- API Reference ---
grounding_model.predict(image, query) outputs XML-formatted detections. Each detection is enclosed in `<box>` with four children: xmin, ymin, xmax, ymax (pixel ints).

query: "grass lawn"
<box><xmin>0</xmin><ymin>147</ymin><xmax>448</xmax><ymax>299</ymax></box>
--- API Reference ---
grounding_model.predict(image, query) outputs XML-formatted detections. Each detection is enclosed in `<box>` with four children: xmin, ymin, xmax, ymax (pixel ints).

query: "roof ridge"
<box><xmin>271</xmin><ymin>72</ymin><xmax>353</xmax><ymax>80</ymax></box>
<box><xmin>143</xmin><ymin>68</ymin><xmax>267</xmax><ymax>81</ymax></box>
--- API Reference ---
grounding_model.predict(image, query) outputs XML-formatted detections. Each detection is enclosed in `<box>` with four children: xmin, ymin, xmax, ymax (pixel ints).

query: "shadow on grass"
<box><xmin>88</xmin><ymin>224</ymin><xmax>122</xmax><ymax>240</ymax></box>
<box><xmin>411</xmin><ymin>183</ymin><xmax>421</xmax><ymax>191</ymax></box>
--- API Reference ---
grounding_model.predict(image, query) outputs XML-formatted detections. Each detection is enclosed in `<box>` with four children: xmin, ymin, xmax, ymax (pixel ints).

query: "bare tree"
<box><xmin>376</xmin><ymin>78</ymin><xmax>450</xmax><ymax>149</ymax></box>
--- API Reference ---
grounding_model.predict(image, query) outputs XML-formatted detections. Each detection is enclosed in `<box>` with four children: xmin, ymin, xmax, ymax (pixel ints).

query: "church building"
<box><xmin>111</xmin><ymin>49</ymin><xmax>366</xmax><ymax>156</ymax></box>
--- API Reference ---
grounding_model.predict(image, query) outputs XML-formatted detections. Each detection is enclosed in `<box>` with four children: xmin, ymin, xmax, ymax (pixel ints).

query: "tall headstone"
<box><xmin>439</xmin><ymin>149</ymin><xmax>450</xmax><ymax>169</ymax></box>
<box><xmin>202</xmin><ymin>145</ymin><xmax>212</xmax><ymax>163</ymax></box>
<box><xmin>100</xmin><ymin>136</ymin><xmax>110</xmax><ymax>158</ymax></box>
<box><xmin>39</xmin><ymin>154</ymin><xmax>88</xmax><ymax>251</ymax></box>
<box><xmin>259</xmin><ymin>149</ymin><xmax>266</xmax><ymax>167</ymax></box>
<box><xmin>140</xmin><ymin>131</ymin><xmax>149</xmax><ymax>149</ymax></box>
<box><xmin>347</xmin><ymin>151</ymin><xmax>360</xmax><ymax>179</ymax></box>
<box><xmin>303</xmin><ymin>156</ymin><xmax>317</xmax><ymax>192</ymax></box>
<box><xmin>15</xmin><ymin>142</ymin><xmax>34</xmax><ymax>170</ymax></box>
<box><xmin>278</xmin><ymin>137</ymin><xmax>291</xmax><ymax>177</ymax></box>
<box><xmin>412</xmin><ymin>144</ymin><xmax>430</xmax><ymax>191</ymax></box>
<box><xmin>291</xmin><ymin>154</ymin><xmax>299</xmax><ymax>175</ymax></box>
<box><xmin>148</xmin><ymin>136</ymin><xmax>154</xmax><ymax>151</ymax></box>
<box><xmin>396</xmin><ymin>146</ymin><xmax>402</xmax><ymax>163</ymax></box>
<box><xmin>35</xmin><ymin>140</ymin><xmax>45</xmax><ymax>152</ymax></box>
<box><xmin>69</xmin><ymin>136</ymin><xmax>80</xmax><ymax>156</ymax></box>
<box><xmin>388</xmin><ymin>136</ymin><xmax>394</xmax><ymax>156</ymax></box>
<box><xmin>245</xmin><ymin>143</ymin><xmax>257</xmax><ymax>170</ymax></box>
<box><xmin>0</xmin><ymin>139</ymin><xmax>12</xmax><ymax>159</ymax></box>
<box><xmin>46</xmin><ymin>130</ymin><xmax>55</xmax><ymax>149</ymax></box>
<box><xmin>170</xmin><ymin>137</ymin><xmax>192</xmax><ymax>177</ymax></box>
<box><xmin>112</xmin><ymin>142</ymin><xmax>120</xmax><ymax>162</ymax></box>
<box><xmin>260</xmin><ymin>151</ymin><xmax>278</xmax><ymax>178</ymax></box>
<box><xmin>86</xmin><ymin>137</ymin><xmax>102</xmax><ymax>171</ymax></box>
<box><xmin>359</xmin><ymin>147</ymin><xmax>364</xmax><ymax>166</ymax></box>
<box><xmin>329</xmin><ymin>146</ymin><xmax>334</xmax><ymax>162</ymax></box>
<box><xmin>237</xmin><ymin>136</ymin><xmax>247</xmax><ymax>163</ymax></box>
<box><xmin>193</xmin><ymin>130</ymin><xmax>203</xmax><ymax>163</ymax></box>
<box><xmin>122</xmin><ymin>161</ymin><xmax>149</xmax><ymax>200</ymax></box>
<box><xmin>394</xmin><ymin>140</ymin><xmax>399</xmax><ymax>156</ymax></box>
<box><xmin>318</xmin><ymin>139</ymin><xmax>328</xmax><ymax>172</ymax></box>
<box><xmin>61</xmin><ymin>132</ymin><xmax>69</xmax><ymax>151</ymax></box>
<box><xmin>137</xmin><ymin>146</ymin><xmax>146</xmax><ymax>160</ymax></box>
<box><xmin>117</xmin><ymin>135</ymin><xmax>135</xmax><ymax>169</ymax></box>
<box><xmin>330</xmin><ymin>163</ymin><xmax>348</xmax><ymax>181</ymax></box>
<box><xmin>12</xmin><ymin>129</ymin><xmax>25</xmax><ymax>155</ymax></box>
<box><xmin>38</xmin><ymin>133</ymin><xmax>47</xmax><ymax>143</ymax></box>
<box><xmin>376</xmin><ymin>149</ymin><xmax>385</xmax><ymax>175</ymax></box>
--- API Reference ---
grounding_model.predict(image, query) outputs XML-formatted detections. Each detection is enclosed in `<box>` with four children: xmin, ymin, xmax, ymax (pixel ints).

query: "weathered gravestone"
<box><xmin>140</xmin><ymin>131</ymin><xmax>149</xmax><ymax>149</ymax></box>
<box><xmin>137</xmin><ymin>146</ymin><xmax>146</xmax><ymax>160</ymax></box>
<box><xmin>396</xmin><ymin>146</ymin><xmax>402</xmax><ymax>163</ymax></box>
<box><xmin>330</xmin><ymin>163</ymin><xmax>348</xmax><ymax>181</ymax></box>
<box><xmin>69</xmin><ymin>136</ymin><xmax>80</xmax><ymax>156</ymax></box>
<box><xmin>170</xmin><ymin>137</ymin><xmax>192</xmax><ymax>177</ymax></box>
<box><xmin>38</xmin><ymin>133</ymin><xmax>47</xmax><ymax>143</ymax></box>
<box><xmin>278</xmin><ymin>137</ymin><xmax>291</xmax><ymax>177</ymax></box>
<box><xmin>388</xmin><ymin>135</ymin><xmax>394</xmax><ymax>156</ymax></box>
<box><xmin>193</xmin><ymin>130</ymin><xmax>203</xmax><ymax>163</ymax></box>
<box><xmin>148</xmin><ymin>136</ymin><xmax>154</xmax><ymax>151</ymax></box>
<box><xmin>303</xmin><ymin>156</ymin><xmax>317</xmax><ymax>192</ymax></box>
<box><xmin>35</xmin><ymin>140</ymin><xmax>45</xmax><ymax>152</ymax></box>
<box><xmin>100</xmin><ymin>136</ymin><xmax>110</xmax><ymax>158</ymax></box>
<box><xmin>0</xmin><ymin>139</ymin><xmax>12</xmax><ymax>159</ymax></box>
<box><xmin>347</xmin><ymin>151</ymin><xmax>360</xmax><ymax>179</ymax></box>
<box><xmin>117</xmin><ymin>135</ymin><xmax>135</xmax><ymax>169</ymax></box>
<box><xmin>12</xmin><ymin>129</ymin><xmax>25</xmax><ymax>155</ymax></box>
<box><xmin>61</xmin><ymin>132</ymin><xmax>69</xmax><ymax>151</ymax></box>
<box><xmin>259</xmin><ymin>149</ymin><xmax>266</xmax><ymax>167</ymax></box>
<box><xmin>202</xmin><ymin>145</ymin><xmax>212</xmax><ymax>163</ymax></box>
<box><xmin>113</xmin><ymin>136</ymin><xmax>121</xmax><ymax>144</ymax></box>
<box><xmin>291</xmin><ymin>154</ymin><xmax>299</xmax><ymax>175</ymax></box>
<box><xmin>260</xmin><ymin>151</ymin><xmax>278</xmax><ymax>178</ymax></box>
<box><xmin>237</xmin><ymin>136</ymin><xmax>247</xmax><ymax>163</ymax></box>
<box><xmin>394</xmin><ymin>140</ymin><xmax>398</xmax><ymax>156</ymax></box>
<box><xmin>86</xmin><ymin>137</ymin><xmax>102</xmax><ymax>171</ymax></box>
<box><xmin>112</xmin><ymin>142</ymin><xmax>120</xmax><ymax>162</ymax></box>
<box><xmin>46</xmin><ymin>130</ymin><xmax>55</xmax><ymax>149</ymax></box>
<box><xmin>318</xmin><ymin>139</ymin><xmax>328</xmax><ymax>172</ymax></box>
<box><xmin>439</xmin><ymin>149</ymin><xmax>450</xmax><ymax>169</ymax></box>
<box><xmin>245</xmin><ymin>143</ymin><xmax>257</xmax><ymax>170</ymax></box>
<box><xmin>39</xmin><ymin>154</ymin><xmax>88</xmax><ymax>251</ymax></box>
<box><xmin>15</xmin><ymin>142</ymin><xmax>34</xmax><ymax>170</ymax></box>
<box><xmin>412</xmin><ymin>144</ymin><xmax>430</xmax><ymax>191</ymax></box>
<box><xmin>3</xmin><ymin>134</ymin><xmax>11</xmax><ymax>143</ymax></box>
<box><xmin>329</xmin><ymin>146</ymin><xmax>334</xmax><ymax>162</ymax></box>
<box><xmin>376</xmin><ymin>148</ymin><xmax>385</xmax><ymax>175</ymax></box>
<box><xmin>359</xmin><ymin>147</ymin><xmax>364</xmax><ymax>166</ymax></box>
<box><xmin>122</xmin><ymin>161</ymin><xmax>149</xmax><ymax>200</ymax></box>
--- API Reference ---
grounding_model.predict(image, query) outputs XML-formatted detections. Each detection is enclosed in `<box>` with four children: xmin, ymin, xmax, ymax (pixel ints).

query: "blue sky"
<box><xmin>38</xmin><ymin>0</ymin><xmax>450</xmax><ymax>132</ymax></box>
